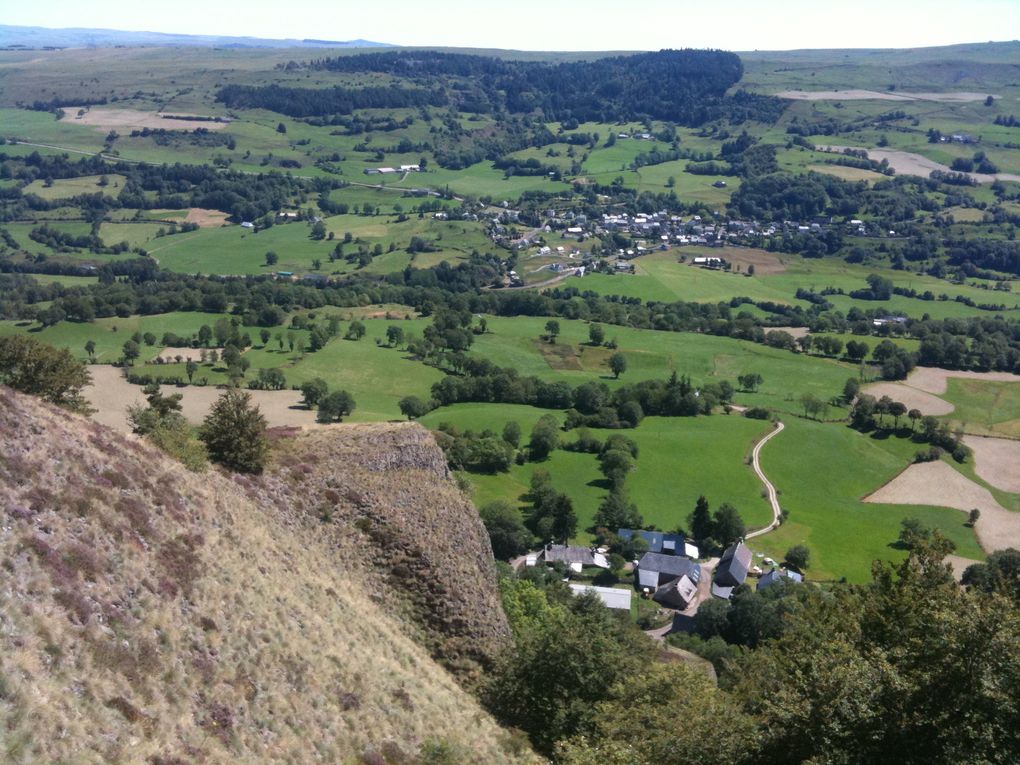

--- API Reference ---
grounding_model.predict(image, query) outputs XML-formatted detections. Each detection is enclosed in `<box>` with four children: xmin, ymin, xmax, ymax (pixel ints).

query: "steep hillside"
<box><xmin>258</xmin><ymin>424</ymin><xmax>512</xmax><ymax>678</ymax></box>
<box><xmin>0</xmin><ymin>387</ymin><xmax>529</xmax><ymax>765</ymax></box>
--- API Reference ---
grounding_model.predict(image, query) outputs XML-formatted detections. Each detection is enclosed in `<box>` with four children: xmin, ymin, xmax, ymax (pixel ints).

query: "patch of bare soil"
<box><xmin>863</xmin><ymin>381</ymin><xmax>955</xmax><ymax>416</ymax></box>
<box><xmin>534</xmin><ymin>340</ymin><xmax>583</xmax><ymax>371</ymax></box>
<box><xmin>906</xmin><ymin>368</ymin><xmax>1020</xmax><ymax>395</ymax></box>
<box><xmin>154</xmin><ymin>347</ymin><xmax>204</xmax><ymax>363</ymax></box>
<box><xmin>864</xmin><ymin>460</ymin><xmax>1020</xmax><ymax>553</ymax></box>
<box><xmin>945</xmin><ymin>554</ymin><xmax>984</xmax><ymax>581</ymax></box>
<box><xmin>964</xmin><ymin>435</ymin><xmax>1020</xmax><ymax>494</ymax></box>
<box><xmin>184</xmin><ymin>207</ymin><xmax>230</xmax><ymax>227</ymax></box>
<box><xmin>766</xmin><ymin>326</ymin><xmax>810</xmax><ymax>338</ymax></box>
<box><xmin>723</xmin><ymin>248</ymin><xmax>787</xmax><ymax>275</ymax></box>
<box><xmin>777</xmin><ymin>90</ymin><xmax>998</xmax><ymax>103</ymax></box>
<box><xmin>776</xmin><ymin>89</ymin><xmax>915</xmax><ymax>101</ymax></box>
<box><xmin>85</xmin><ymin>365</ymin><xmax>317</xmax><ymax>434</ymax></box>
<box><xmin>69</xmin><ymin>107</ymin><xmax>228</xmax><ymax>132</ymax></box>
<box><xmin>818</xmin><ymin>146</ymin><xmax>1020</xmax><ymax>184</ymax></box>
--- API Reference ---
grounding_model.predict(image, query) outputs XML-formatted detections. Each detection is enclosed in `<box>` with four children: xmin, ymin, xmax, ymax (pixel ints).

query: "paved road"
<box><xmin>746</xmin><ymin>420</ymin><xmax>785</xmax><ymax>539</ymax></box>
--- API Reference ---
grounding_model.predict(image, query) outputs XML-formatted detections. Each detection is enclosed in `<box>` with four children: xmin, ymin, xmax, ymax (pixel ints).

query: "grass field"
<box><xmin>942</xmin><ymin>378</ymin><xmax>1020</xmax><ymax>438</ymax></box>
<box><xmin>471</xmin><ymin>315</ymin><xmax>858</xmax><ymax>410</ymax></box>
<box><xmin>749</xmin><ymin>417</ymin><xmax>985</xmax><ymax>581</ymax></box>
<box><xmin>420</xmin><ymin>405</ymin><xmax>774</xmax><ymax>539</ymax></box>
<box><xmin>574</xmin><ymin>251</ymin><xmax>1020</xmax><ymax>320</ymax></box>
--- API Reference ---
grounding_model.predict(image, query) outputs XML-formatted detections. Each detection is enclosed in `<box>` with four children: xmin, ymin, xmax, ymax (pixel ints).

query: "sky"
<box><xmin>4</xmin><ymin>0</ymin><xmax>1020</xmax><ymax>51</ymax></box>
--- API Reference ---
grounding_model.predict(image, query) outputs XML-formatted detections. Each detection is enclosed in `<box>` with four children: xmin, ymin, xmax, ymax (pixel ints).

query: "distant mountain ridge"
<box><xmin>0</xmin><ymin>24</ymin><xmax>391</xmax><ymax>49</ymax></box>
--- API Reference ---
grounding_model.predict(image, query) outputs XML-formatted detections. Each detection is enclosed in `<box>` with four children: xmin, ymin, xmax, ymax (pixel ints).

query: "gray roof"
<box><xmin>638</xmin><ymin>552</ymin><xmax>701</xmax><ymax>579</ymax></box>
<box><xmin>714</xmin><ymin>542</ymin><xmax>752</xmax><ymax>588</ymax></box>
<box><xmin>569</xmin><ymin>584</ymin><xmax>632</xmax><ymax>611</ymax></box>
<box><xmin>758</xmin><ymin>568</ymin><xmax>804</xmax><ymax>590</ymax></box>
<box><xmin>653</xmin><ymin>574</ymin><xmax>699</xmax><ymax>610</ymax></box>
<box><xmin>636</xmin><ymin>552</ymin><xmax>701</xmax><ymax>590</ymax></box>
<box><xmin>711</xmin><ymin>582</ymin><xmax>736</xmax><ymax>600</ymax></box>
<box><xmin>543</xmin><ymin>545</ymin><xmax>595</xmax><ymax>566</ymax></box>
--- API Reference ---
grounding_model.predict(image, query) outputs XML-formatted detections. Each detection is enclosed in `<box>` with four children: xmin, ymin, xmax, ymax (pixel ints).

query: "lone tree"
<box><xmin>588</xmin><ymin>323</ymin><xmax>605</xmax><ymax>346</ymax></box>
<box><xmin>265</xmin><ymin>251</ymin><xmax>278</xmax><ymax>266</ymax></box>
<box><xmin>386</xmin><ymin>325</ymin><xmax>404</xmax><ymax>347</ymax></box>
<box><xmin>300</xmin><ymin>378</ymin><xmax>329</xmax><ymax>409</ymax></box>
<box><xmin>688</xmin><ymin>495</ymin><xmax>713</xmax><ymax>543</ymax></box>
<box><xmin>785</xmin><ymin>544</ymin><xmax>811</xmax><ymax>571</ymax></box>
<box><xmin>185</xmin><ymin>360</ymin><xmax>198</xmax><ymax>383</ymax></box>
<box><xmin>712</xmin><ymin>503</ymin><xmax>746</xmax><ymax>547</ymax></box>
<box><xmin>545</xmin><ymin>320</ymin><xmax>561</xmax><ymax>343</ymax></box>
<box><xmin>121</xmin><ymin>340</ymin><xmax>141</xmax><ymax>366</ymax></box>
<box><xmin>317</xmin><ymin>390</ymin><xmax>356</xmax><ymax>423</ymax></box>
<box><xmin>84</xmin><ymin>340</ymin><xmax>96</xmax><ymax>361</ymax></box>
<box><xmin>199</xmin><ymin>389</ymin><xmax>269</xmax><ymax>474</ymax></box>
<box><xmin>609</xmin><ymin>352</ymin><xmax>628</xmax><ymax>379</ymax></box>
<box><xmin>738</xmin><ymin>373</ymin><xmax>763</xmax><ymax>392</ymax></box>
<box><xmin>398</xmin><ymin>395</ymin><xmax>430</xmax><ymax>420</ymax></box>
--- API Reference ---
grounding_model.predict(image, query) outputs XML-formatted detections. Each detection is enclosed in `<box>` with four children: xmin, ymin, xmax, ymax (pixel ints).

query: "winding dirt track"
<box><xmin>746</xmin><ymin>421</ymin><xmax>785</xmax><ymax>539</ymax></box>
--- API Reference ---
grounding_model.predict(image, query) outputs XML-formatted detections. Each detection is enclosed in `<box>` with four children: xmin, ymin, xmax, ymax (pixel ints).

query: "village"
<box><xmin>520</xmin><ymin>530</ymin><xmax>803</xmax><ymax>631</ymax></box>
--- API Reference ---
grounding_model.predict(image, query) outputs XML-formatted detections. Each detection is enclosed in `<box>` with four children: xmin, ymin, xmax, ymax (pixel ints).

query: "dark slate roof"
<box><xmin>652</xmin><ymin>574</ymin><xmax>699</xmax><ymax>610</ymax></box>
<box><xmin>543</xmin><ymin>545</ymin><xmax>595</xmax><ymax>566</ymax></box>
<box><xmin>618</xmin><ymin>528</ymin><xmax>686</xmax><ymax>555</ymax></box>
<box><xmin>714</xmin><ymin>542</ymin><xmax>752</xmax><ymax>588</ymax></box>
<box><xmin>637</xmin><ymin>552</ymin><xmax>701</xmax><ymax>582</ymax></box>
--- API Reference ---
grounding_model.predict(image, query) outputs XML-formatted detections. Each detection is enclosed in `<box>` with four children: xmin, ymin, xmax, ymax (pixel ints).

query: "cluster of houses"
<box><xmin>528</xmin><ymin>533</ymin><xmax>802</xmax><ymax>615</ymax></box>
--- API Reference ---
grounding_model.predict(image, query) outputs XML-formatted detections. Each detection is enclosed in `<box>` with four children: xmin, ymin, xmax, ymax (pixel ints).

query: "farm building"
<box><xmin>757</xmin><ymin>568</ymin><xmax>804</xmax><ymax>591</ymax></box>
<box><xmin>399</xmin><ymin>164</ymin><xmax>421</xmax><ymax>172</ymax></box>
<box><xmin>618</xmin><ymin>529</ymin><xmax>698</xmax><ymax>559</ymax></box>
<box><xmin>568</xmin><ymin>584</ymin><xmax>632</xmax><ymax>611</ymax></box>
<box><xmin>712</xmin><ymin>542</ymin><xmax>752</xmax><ymax>599</ymax></box>
<box><xmin>692</xmin><ymin>256</ymin><xmax>723</xmax><ymax>268</ymax></box>
<box><xmin>541</xmin><ymin>544</ymin><xmax>610</xmax><ymax>572</ymax></box>
<box><xmin>635</xmin><ymin>552</ymin><xmax>702</xmax><ymax>591</ymax></box>
<box><xmin>652</xmin><ymin>573</ymin><xmax>699</xmax><ymax>610</ymax></box>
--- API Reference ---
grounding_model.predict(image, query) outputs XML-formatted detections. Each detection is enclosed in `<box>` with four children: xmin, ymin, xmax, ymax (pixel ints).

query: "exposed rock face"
<box><xmin>256</xmin><ymin>422</ymin><xmax>512</xmax><ymax>678</ymax></box>
<box><xmin>0</xmin><ymin>388</ymin><xmax>526</xmax><ymax>765</ymax></box>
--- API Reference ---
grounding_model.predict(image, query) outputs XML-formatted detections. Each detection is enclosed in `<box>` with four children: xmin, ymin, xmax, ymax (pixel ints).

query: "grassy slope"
<box><xmin>750</xmin><ymin>417</ymin><xmax>984</xmax><ymax>581</ymax></box>
<box><xmin>0</xmin><ymin>389</ymin><xmax>530</xmax><ymax>765</ymax></box>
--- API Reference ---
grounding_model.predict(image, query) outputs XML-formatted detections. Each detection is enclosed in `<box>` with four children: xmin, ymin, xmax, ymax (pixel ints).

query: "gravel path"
<box><xmin>746</xmin><ymin>421</ymin><xmax>785</xmax><ymax>539</ymax></box>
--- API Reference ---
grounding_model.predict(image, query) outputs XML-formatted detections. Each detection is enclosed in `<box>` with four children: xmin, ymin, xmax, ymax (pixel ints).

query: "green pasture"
<box><xmin>0</xmin><ymin>311</ymin><xmax>241</xmax><ymax>363</ymax></box>
<box><xmin>470</xmin><ymin>315</ymin><xmax>857</xmax><ymax>408</ymax></box>
<box><xmin>574</xmin><ymin>251</ymin><xmax>1019</xmax><ymax>321</ymax></box>
<box><xmin>749</xmin><ymin>417</ymin><xmax>985</xmax><ymax>581</ymax></box>
<box><xmin>22</xmin><ymin>174</ymin><xmax>128</xmax><ymax>200</ymax></box>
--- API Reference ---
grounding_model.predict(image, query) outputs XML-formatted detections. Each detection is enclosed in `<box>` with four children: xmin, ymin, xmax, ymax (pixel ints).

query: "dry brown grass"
<box><xmin>862</xmin><ymin>381</ymin><xmax>955</xmax><ymax>416</ymax></box>
<box><xmin>964</xmin><ymin>435</ymin><xmax>1020</xmax><ymax>493</ymax></box>
<box><xmin>0</xmin><ymin>387</ymin><xmax>532</xmax><ymax>765</ymax></box>
<box><xmin>84</xmin><ymin>365</ymin><xmax>318</xmax><ymax>434</ymax></box>
<box><xmin>70</xmin><ymin>107</ymin><xmax>228</xmax><ymax>132</ymax></box>
<box><xmin>906</xmin><ymin>368</ymin><xmax>1020</xmax><ymax>395</ymax></box>
<box><xmin>184</xmin><ymin>208</ymin><xmax>231</xmax><ymax>227</ymax></box>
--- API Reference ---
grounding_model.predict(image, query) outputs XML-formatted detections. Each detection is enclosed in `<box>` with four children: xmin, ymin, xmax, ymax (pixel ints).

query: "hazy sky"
<box><xmin>6</xmin><ymin>0</ymin><xmax>1020</xmax><ymax>50</ymax></box>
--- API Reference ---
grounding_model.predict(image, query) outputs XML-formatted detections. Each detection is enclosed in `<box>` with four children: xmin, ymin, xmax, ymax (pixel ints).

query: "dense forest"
<box><xmin>215</xmin><ymin>83</ymin><xmax>448</xmax><ymax>118</ymax></box>
<box><xmin>256</xmin><ymin>49</ymin><xmax>785</xmax><ymax>125</ymax></box>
